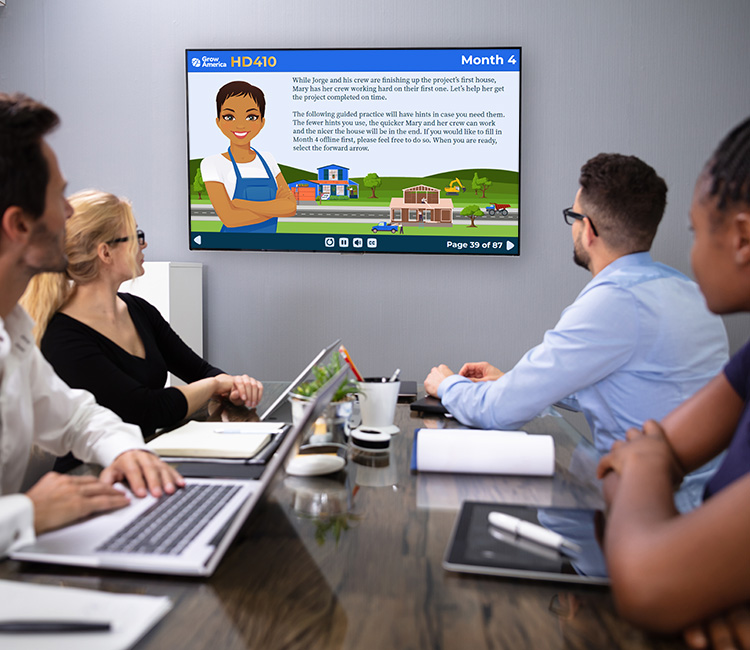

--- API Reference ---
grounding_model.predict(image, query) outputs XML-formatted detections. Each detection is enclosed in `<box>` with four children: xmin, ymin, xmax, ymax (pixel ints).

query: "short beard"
<box><xmin>572</xmin><ymin>232</ymin><xmax>590</xmax><ymax>270</ymax></box>
<box><xmin>27</xmin><ymin>220</ymin><xmax>68</xmax><ymax>275</ymax></box>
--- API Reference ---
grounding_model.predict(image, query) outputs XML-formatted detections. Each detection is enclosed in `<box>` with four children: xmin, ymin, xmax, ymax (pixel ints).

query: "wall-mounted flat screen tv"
<box><xmin>186</xmin><ymin>47</ymin><xmax>521</xmax><ymax>255</ymax></box>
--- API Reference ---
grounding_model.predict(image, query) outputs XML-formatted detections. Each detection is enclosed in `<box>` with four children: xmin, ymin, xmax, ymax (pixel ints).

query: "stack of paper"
<box><xmin>147</xmin><ymin>421</ymin><xmax>284</xmax><ymax>459</ymax></box>
<box><xmin>411</xmin><ymin>428</ymin><xmax>555</xmax><ymax>476</ymax></box>
<box><xmin>0</xmin><ymin>579</ymin><xmax>171</xmax><ymax>650</ymax></box>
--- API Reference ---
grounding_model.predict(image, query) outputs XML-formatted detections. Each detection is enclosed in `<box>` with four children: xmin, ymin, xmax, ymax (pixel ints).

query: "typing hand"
<box><xmin>596</xmin><ymin>420</ymin><xmax>683</xmax><ymax>486</ymax></box>
<box><xmin>227</xmin><ymin>375</ymin><xmax>263</xmax><ymax>409</ymax></box>
<box><xmin>100</xmin><ymin>449</ymin><xmax>184</xmax><ymax>499</ymax></box>
<box><xmin>26</xmin><ymin>472</ymin><xmax>131</xmax><ymax>534</ymax></box>
<box><xmin>424</xmin><ymin>364</ymin><xmax>455</xmax><ymax>397</ymax></box>
<box><xmin>683</xmin><ymin>605</ymin><xmax>750</xmax><ymax>649</ymax></box>
<box><xmin>459</xmin><ymin>361</ymin><xmax>504</xmax><ymax>382</ymax></box>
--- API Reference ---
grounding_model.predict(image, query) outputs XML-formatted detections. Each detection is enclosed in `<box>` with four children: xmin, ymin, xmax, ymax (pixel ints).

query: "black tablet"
<box><xmin>409</xmin><ymin>395</ymin><xmax>449</xmax><ymax>415</ymax></box>
<box><xmin>443</xmin><ymin>501</ymin><xmax>609</xmax><ymax>585</ymax></box>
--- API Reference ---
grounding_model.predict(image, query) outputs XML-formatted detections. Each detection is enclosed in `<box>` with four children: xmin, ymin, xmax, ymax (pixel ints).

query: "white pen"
<box><xmin>488</xmin><ymin>511</ymin><xmax>582</xmax><ymax>556</ymax></box>
<box><xmin>388</xmin><ymin>368</ymin><xmax>401</xmax><ymax>382</ymax></box>
<box><xmin>488</xmin><ymin>525</ymin><xmax>562</xmax><ymax>562</ymax></box>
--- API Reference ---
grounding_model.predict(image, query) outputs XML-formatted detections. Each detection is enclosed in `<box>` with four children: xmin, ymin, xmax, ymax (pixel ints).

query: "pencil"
<box><xmin>339</xmin><ymin>345</ymin><xmax>364</xmax><ymax>381</ymax></box>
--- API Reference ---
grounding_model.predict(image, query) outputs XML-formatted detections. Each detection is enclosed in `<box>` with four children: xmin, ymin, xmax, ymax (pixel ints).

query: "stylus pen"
<box><xmin>488</xmin><ymin>524</ymin><xmax>563</xmax><ymax>562</ymax></box>
<box><xmin>488</xmin><ymin>511</ymin><xmax>582</xmax><ymax>556</ymax></box>
<box><xmin>0</xmin><ymin>620</ymin><xmax>111</xmax><ymax>633</ymax></box>
<box><xmin>388</xmin><ymin>368</ymin><xmax>401</xmax><ymax>382</ymax></box>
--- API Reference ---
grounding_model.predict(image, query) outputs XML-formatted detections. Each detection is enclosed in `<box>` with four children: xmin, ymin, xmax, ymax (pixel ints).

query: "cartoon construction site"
<box><xmin>388</xmin><ymin>184</ymin><xmax>454</xmax><ymax>228</ymax></box>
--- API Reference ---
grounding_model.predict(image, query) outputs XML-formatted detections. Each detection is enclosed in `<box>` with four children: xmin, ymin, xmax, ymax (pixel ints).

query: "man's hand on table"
<box><xmin>458</xmin><ymin>361</ymin><xmax>504</xmax><ymax>382</ymax></box>
<box><xmin>424</xmin><ymin>364</ymin><xmax>455</xmax><ymax>397</ymax></box>
<box><xmin>425</xmin><ymin>361</ymin><xmax>505</xmax><ymax>398</ymax></box>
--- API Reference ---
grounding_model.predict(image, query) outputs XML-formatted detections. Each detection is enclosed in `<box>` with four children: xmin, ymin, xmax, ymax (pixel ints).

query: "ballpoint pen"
<box><xmin>488</xmin><ymin>511</ymin><xmax>582</xmax><ymax>556</ymax></box>
<box><xmin>339</xmin><ymin>345</ymin><xmax>364</xmax><ymax>381</ymax></box>
<box><xmin>0</xmin><ymin>620</ymin><xmax>111</xmax><ymax>633</ymax></box>
<box><xmin>388</xmin><ymin>368</ymin><xmax>401</xmax><ymax>382</ymax></box>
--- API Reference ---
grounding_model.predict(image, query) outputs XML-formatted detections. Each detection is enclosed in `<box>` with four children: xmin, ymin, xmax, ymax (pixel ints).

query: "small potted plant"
<box><xmin>289</xmin><ymin>354</ymin><xmax>358</xmax><ymax>447</ymax></box>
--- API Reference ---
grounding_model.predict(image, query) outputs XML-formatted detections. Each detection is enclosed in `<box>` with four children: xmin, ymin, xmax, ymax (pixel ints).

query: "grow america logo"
<box><xmin>191</xmin><ymin>55</ymin><xmax>227</xmax><ymax>69</ymax></box>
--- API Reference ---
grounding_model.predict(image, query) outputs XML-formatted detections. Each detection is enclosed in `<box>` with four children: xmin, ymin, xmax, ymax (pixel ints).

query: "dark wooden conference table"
<box><xmin>1</xmin><ymin>384</ymin><xmax>688</xmax><ymax>650</ymax></box>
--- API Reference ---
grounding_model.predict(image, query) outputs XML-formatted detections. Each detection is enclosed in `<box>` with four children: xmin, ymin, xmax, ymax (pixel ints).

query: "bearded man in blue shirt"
<box><xmin>425</xmin><ymin>153</ymin><xmax>728</xmax><ymax>511</ymax></box>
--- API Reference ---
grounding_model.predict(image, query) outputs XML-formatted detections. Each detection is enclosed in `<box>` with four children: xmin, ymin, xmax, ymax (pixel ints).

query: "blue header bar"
<box><xmin>186</xmin><ymin>48</ymin><xmax>520</xmax><ymax>74</ymax></box>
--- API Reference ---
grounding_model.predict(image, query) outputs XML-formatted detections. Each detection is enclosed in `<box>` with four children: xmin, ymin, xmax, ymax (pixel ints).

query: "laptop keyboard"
<box><xmin>96</xmin><ymin>484</ymin><xmax>242</xmax><ymax>556</ymax></box>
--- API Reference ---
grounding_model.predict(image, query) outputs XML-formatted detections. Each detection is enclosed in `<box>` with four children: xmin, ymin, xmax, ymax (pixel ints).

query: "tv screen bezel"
<box><xmin>185</xmin><ymin>45</ymin><xmax>522</xmax><ymax>257</ymax></box>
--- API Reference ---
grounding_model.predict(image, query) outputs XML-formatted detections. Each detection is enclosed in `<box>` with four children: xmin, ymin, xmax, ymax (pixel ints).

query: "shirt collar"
<box><xmin>597</xmin><ymin>251</ymin><xmax>653</xmax><ymax>279</ymax></box>
<box><xmin>578</xmin><ymin>251</ymin><xmax>654</xmax><ymax>297</ymax></box>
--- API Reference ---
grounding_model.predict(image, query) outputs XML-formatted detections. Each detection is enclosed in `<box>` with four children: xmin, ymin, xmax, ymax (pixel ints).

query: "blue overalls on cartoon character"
<box><xmin>220</xmin><ymin>146</ymin><xmax>278</xmax><ymax>234</ymax></box>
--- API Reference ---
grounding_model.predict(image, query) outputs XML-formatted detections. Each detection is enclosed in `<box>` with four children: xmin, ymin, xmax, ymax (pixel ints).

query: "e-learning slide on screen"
<box><xmin>186</xmin><ymin>48</ymin><xmax>521</xmax><ymax>255</ymax></box>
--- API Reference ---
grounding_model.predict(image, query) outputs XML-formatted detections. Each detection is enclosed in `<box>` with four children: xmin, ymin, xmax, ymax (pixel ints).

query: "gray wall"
<box><xmin>2</xmin><ymin>0</ymin><xmax>749</xmax><ymax>382</ymax></box>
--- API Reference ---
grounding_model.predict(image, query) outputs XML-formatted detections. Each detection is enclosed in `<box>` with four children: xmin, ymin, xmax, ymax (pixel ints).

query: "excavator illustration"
<box><xmin>444</xmin><ymin>178</ymin><xmax>466</xmax><ymax>195</ymax></box>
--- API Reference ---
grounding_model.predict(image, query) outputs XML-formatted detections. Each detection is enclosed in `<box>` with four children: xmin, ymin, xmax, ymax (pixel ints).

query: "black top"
<box><xmin>704</xmin><ymin>338</ymin><xmax>750</xmax><ymax>499</ymax></box>
<box><xmin>41</xmin><ymin>293</ymin><xmax>222</xmax><ymax>438</ymax></box>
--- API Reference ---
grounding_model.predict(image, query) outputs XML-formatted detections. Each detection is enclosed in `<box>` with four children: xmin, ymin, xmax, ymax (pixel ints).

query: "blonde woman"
<box><xmin>22</xmin><ymin>190</ymin><xmax>263</xmax><ymax>447</ymax></box>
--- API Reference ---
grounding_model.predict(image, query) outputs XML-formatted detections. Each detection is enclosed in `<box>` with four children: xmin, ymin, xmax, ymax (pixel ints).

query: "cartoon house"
<box><xmin>388</xmin><ymin>185</ymin><xmax>454</xmax><ymax>227</ymax></box>
<box><xmin>289</xmin><ymin>164</ymin><xmax>359</xmax><ymax>201</ymax></box>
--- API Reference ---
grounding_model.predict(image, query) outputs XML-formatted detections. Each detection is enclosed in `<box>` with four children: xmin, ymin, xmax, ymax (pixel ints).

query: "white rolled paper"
<box><xmin>415</xmin><ymin>429</ymin><xmax>555</xmax><ymax>476</ymax></box>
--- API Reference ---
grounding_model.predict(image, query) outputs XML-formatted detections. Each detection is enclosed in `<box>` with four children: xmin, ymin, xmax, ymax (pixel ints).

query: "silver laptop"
<box><xmin>257</xmin><ymin>338</ymin><xmax>341</xmax><ymax>421</ymax></box>
<box><xmin>11</xmin><ymin>365</ymin><xmax>350</xmax><ymax>577</ymax></box>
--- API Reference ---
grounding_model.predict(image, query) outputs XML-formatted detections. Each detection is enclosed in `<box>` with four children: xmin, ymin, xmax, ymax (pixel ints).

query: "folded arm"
<box><xmin>659</xmin><ymin>373</ymin><xmax>743</xmax><ymax>474</ymax></box>
<box><xmin>205</xmin><ymin>173</ymin><xmax>296</xmax><ymax>228</ymax></box>
<box><xmin>598</xmin><ymin>417</ymin><xmax>750</xmax><ymax>633</ymax></box>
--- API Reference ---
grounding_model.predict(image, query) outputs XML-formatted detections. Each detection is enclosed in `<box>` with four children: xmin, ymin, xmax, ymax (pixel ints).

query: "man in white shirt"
<box><xmin>0</xmin><ymin>93</ymin><xmax>184</xmax><ymax>556</ymax></box>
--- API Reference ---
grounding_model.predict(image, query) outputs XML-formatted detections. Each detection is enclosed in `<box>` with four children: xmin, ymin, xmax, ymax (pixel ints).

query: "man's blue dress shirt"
<box><xmin>438</xmin><ymin>252</ymin><xmax>729</xmax><ymax>511</ymax></box>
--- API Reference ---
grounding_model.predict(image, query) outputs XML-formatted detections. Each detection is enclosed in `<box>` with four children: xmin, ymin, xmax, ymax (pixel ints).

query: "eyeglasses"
<box><xmin>107</xmin><ymin>229</ymin><xmax>146</xmax><ymax>246</ymax></box>
<box><xmin>562</xmin><ymin>207</ymin><xmax>598</xmax><ymax>237</ymax></box>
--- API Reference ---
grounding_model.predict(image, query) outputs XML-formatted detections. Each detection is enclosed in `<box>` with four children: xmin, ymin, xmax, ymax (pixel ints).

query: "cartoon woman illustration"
<box><xmin>200</xmin><ymin>81</ymin><xmax>296</xmax><ymax>233</ymax></box>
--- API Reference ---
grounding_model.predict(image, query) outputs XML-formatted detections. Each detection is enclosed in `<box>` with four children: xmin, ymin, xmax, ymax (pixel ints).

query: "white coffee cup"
<box><xmin>357</xmin><ymin>378</ymin><xmax>400</xmax><ymax>429</ymax></box>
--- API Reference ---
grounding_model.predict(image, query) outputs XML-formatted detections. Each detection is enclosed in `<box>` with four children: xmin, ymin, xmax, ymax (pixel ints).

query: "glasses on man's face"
<box><xmin>562</xmin><ymin>207</ymin><xmax>598</xmax><ymax>237</ymax></box>
<box><xmin>107</xmin><ymin>229</ymin><xmax>146</xmax><ymax>246</ymax></box>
